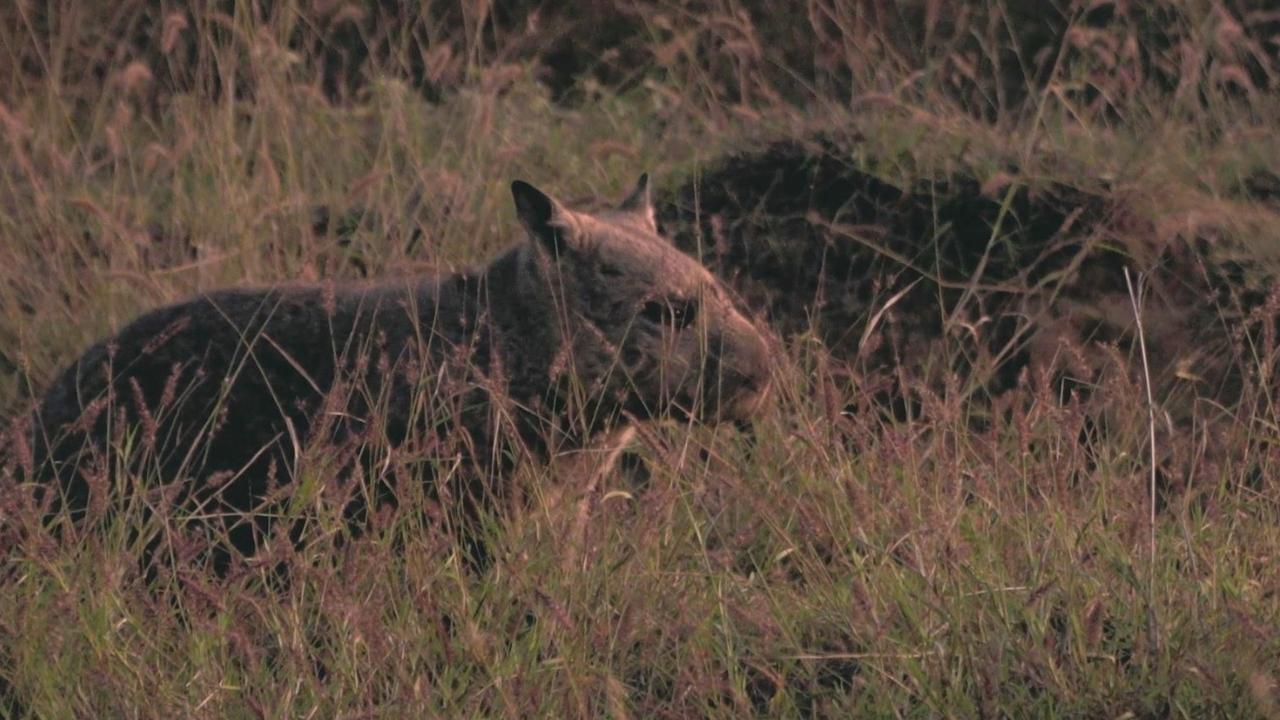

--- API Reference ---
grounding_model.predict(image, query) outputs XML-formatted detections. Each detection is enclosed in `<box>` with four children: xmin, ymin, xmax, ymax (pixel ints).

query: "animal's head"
<box><xmin>511</xmin><ymin>174</ymin><xmax>772</xmax><ymax>425</ymax></box>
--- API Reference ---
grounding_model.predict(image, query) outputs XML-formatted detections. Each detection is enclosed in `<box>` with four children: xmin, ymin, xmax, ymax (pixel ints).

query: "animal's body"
<box><xmin>24</xmin><ymin>175</ymin><xmax>772</xmax><ymax>561</ymax></box>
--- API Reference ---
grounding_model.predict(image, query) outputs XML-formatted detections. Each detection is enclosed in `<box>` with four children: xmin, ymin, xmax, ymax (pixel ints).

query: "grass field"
<box><xmin>3</xmin><ymin>1</ymin><xmax>1280</xmax><ymax>717</ymax></box>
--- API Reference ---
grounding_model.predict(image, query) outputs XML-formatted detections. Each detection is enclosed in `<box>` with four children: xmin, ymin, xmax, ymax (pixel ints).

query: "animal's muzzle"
<box><xmin>703</xmin><ymin>324</ymin><xmax>772</xmax><ymax>422</ymax></box>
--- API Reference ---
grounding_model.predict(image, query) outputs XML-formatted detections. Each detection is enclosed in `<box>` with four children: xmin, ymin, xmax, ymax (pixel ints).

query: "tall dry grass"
<box><xmin>2</xmin><ymin>1</ymin><xmax>1280</xmax><ymax>717</ymax></box>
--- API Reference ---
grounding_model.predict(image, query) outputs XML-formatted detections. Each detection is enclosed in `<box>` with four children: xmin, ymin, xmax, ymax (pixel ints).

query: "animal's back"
<box><xmin>31</xmin><ymin>272</ymin><xmax>481</xmax><ymax>527</ymax></box>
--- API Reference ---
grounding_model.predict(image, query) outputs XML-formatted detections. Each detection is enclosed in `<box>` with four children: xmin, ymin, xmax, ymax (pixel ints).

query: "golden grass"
<box><xmin>3</xmin><ymin>1</ymin><xmax>1280</xmax><ymax>716</ymax></box>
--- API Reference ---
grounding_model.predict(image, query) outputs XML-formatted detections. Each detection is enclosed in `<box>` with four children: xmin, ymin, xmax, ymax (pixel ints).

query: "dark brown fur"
<box><xmin>25</xmin><ymin>175</ymin><xmax>772</xmax><ymax>561</ymax></box>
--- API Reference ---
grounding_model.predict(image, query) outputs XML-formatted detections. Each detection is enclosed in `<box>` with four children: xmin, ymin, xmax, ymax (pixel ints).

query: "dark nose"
<box><xmin>743</xmin><ymin>326</ymin><xmax>772</xmax><ymax>387</ymax></box>
<box><xmin>721</xmin><ymin>322</ymin><xmax>772</xmax><ymax>400</ymax></box>
<box><xmin>740</xmin><ymin>369</ymin><xmax>768</xmax><ymax>394</ymax></box>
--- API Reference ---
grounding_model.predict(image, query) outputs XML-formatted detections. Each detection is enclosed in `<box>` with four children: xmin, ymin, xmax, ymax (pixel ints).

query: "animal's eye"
<box><xmin>641</xmin><ymin>298</ymin><xmax>697</xmax><ymax>329</ymax></box>
<box><xmin>599</xmin><ymin>263</ymin><xmax>625</xmax><ymax>278</ymax></box>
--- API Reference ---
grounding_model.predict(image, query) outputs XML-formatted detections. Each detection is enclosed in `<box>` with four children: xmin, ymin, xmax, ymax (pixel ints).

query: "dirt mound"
<box><xmin>657</xmin><ymin>139</ymin><xmax>1275</xmax><ymax>419</ymax></box>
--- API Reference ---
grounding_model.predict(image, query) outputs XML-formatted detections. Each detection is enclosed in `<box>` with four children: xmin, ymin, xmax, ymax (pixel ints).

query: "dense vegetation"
<box><xmin>3</xmin><ymin>1</ymin><xmax>1280</xmax><ymax>716</ymax></box>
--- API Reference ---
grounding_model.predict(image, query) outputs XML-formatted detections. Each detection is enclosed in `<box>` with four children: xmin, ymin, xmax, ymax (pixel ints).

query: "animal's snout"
<box><xmin>738</xmin><ymin>366</ymin><xmax>768</xmax><ymax>395</ymax></box>
<box><xmin>738</xmin><ymin>332</ymin><xmax>773</xmax><ymax>400</ymax></box>
<box><xmin>706</xmin><ymin>320</ymin><xmax>772</xmax><ymax>421</ymax></box>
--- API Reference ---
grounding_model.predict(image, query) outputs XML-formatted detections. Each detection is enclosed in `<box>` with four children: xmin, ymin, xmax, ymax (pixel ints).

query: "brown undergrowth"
<box><xmin>3</xmin><ymin>1</ymin><xmax>1280</xmax><ymax>717</ymax></box>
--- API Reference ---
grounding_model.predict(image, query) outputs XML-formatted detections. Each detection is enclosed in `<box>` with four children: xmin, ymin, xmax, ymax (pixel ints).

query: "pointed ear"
<box><xmin>512</xmin><ymin>180</ymin><xmax>572</xmax><ymax>253</ymax></box>
<box><xmin>618</xmin><ymin>172</ymin><xmax>656</xmax><ymax>230</ymax></box>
